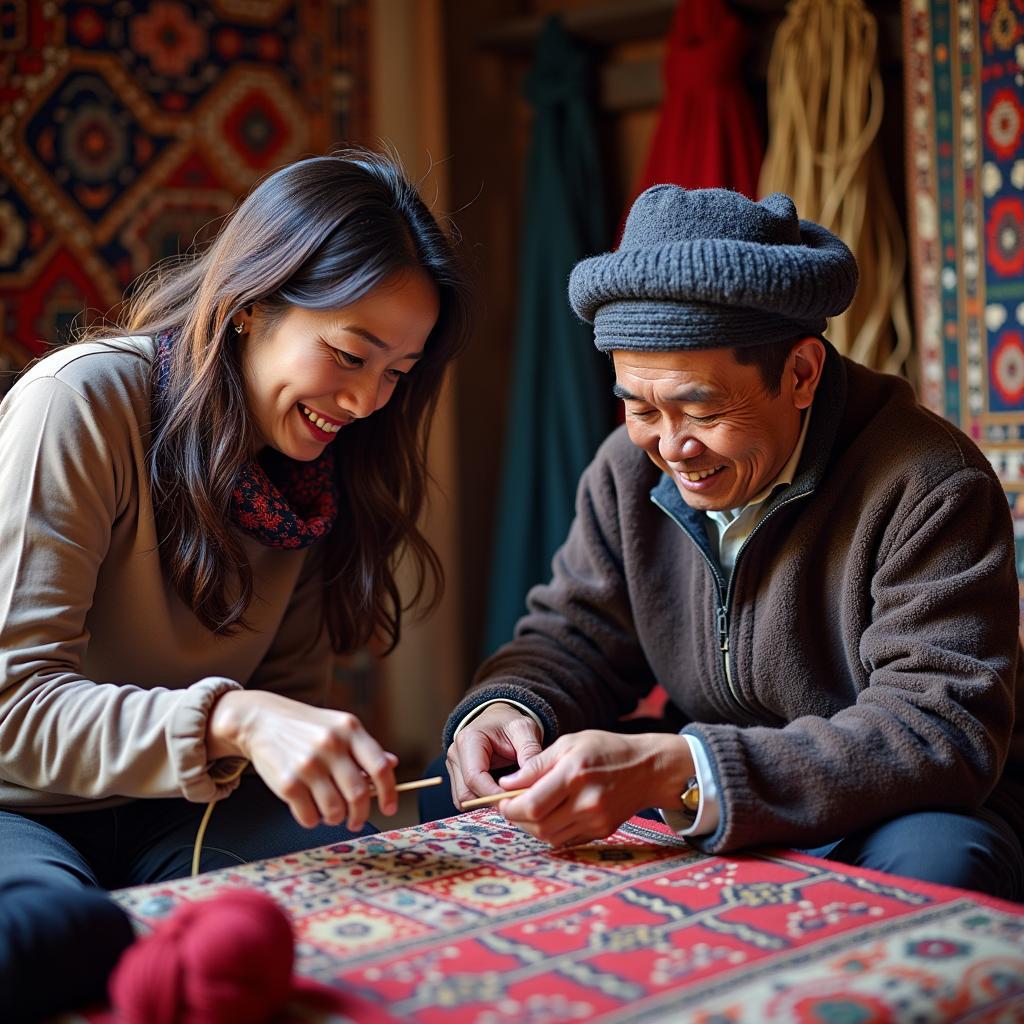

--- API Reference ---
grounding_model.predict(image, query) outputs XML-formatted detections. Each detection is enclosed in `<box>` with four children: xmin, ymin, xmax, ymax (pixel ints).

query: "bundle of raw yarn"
<box><xmin>109</xmin><ymin>889</ymin><xmax>298</xmax><ymax>1024</ymax></box>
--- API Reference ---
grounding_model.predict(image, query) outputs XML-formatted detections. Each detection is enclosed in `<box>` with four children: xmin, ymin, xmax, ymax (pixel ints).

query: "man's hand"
<box><xmin>207</xmin><ymin>690</ymin><xmax>398</xmax><ymax>832</ymax></box>
<box><xmin>496</xmin><ymin>730</ymin><xmax>694</xmax><ymax>847</ymax></box>
<box><xmin>446</xmin><ymin>703</ymin><xmax>544</xmax><ymax>807</ymax></box>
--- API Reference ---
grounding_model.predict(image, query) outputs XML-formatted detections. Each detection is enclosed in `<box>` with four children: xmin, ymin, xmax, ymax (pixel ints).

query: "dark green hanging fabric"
<box><xmin>483</xmin><ymin>16</ymin><xmax>613</xmax><ymax>659</ymax></box>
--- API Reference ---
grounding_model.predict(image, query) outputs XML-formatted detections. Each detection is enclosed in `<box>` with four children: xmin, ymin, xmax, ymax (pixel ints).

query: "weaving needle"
<box><xmin>368</xmin><ymin>775</ymin><xmax>444</xmax><ymax>798</ymax></box>
<box><xmin>459</xmin><ymin>788</ymin><xmax>530</xmax><ymax>810</ymax></box>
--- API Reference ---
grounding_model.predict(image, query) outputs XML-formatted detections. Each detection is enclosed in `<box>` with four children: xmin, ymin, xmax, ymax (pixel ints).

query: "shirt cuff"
<box><xmin>659</xmin><ymin>734</ymin><xmax>720</xmax><ymax>836</ymax></box>
<box><xmin>166</xmin><ymin>676</ymin><xmax>245</xmax><ymax>803</ymax></box>
<box><xmin>451</xmin><ymin>698</ymin><xmax>544</xmax><ymax>742</ymax></box>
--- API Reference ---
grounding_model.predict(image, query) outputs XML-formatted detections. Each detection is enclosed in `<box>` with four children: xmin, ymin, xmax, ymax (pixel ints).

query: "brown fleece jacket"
<box><xmin>444</xmin><ymin>346</ymin><xmax>1024</xmax><ymax>855</ymax></box>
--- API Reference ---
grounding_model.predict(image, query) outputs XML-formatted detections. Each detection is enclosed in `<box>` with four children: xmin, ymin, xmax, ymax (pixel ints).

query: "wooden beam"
<box><xmin>476</xmin><ymin>0</ymin><xmax>901</xmax><ymax>71</ymax></box>
<box><xmin>476</xmin><ymin>0</ymin><xmax>676</xmax><ymax>53</ymax></box>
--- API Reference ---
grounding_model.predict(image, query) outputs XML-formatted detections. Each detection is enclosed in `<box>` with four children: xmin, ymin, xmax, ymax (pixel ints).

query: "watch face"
<box><xmin>682</xmin><ymin>777</ymin><xmax>700</xmax><ymax>813</ymax></box>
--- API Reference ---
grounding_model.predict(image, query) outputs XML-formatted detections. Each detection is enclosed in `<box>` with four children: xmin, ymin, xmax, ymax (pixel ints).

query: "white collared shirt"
<box><xmin>704</xmin><ymin>408</ymin><xmax>812</xmax><ymax>580</ymax></box>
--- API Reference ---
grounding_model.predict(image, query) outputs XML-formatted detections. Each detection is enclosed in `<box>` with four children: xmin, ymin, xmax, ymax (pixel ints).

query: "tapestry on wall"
<box><xmin>904</xmin><ymin>0</ymin><xmax>1024</xmax><ymax>600</ymax></box>
<box><xmin>0</xmin><ymin>0</ymin><xmax>379</xmax><ymax>734</ymax></box>
<box><xmin>0</xmin><ymin>0</ymin><xmax>370</xmax><ymax>384</ymax></box>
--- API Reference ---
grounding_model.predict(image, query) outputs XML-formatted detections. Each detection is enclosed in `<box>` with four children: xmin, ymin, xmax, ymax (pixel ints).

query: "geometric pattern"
<box><xmin>904</xmin><ymin>0</ymin><xmax>1024</xmax><ymax>595</ymax></box>
<box><xmin>101</xmin><ymin>810</ymin><xmax>1024</xmax><ymax>1023</ymax></box>
<box><xmin>0</xmin><ymin>0</ymin><xmax>370</xmax><ymax>392</ymax></box>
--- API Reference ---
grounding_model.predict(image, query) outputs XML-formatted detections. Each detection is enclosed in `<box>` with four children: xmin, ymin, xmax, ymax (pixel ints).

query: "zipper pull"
<box><xmin>716</xmin><ymin>606</ymin><xmax>729</xmax><ymax>652</ymax></box>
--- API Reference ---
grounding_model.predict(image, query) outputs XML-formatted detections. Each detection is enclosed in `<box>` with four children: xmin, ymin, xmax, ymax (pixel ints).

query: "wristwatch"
<box><xmin>682</xmin><ymin>775</ymin><xmax>700</xmax><ymax>814</ymax></box>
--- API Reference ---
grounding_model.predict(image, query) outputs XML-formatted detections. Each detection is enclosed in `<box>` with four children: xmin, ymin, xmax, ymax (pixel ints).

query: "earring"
<box><xmin>233</xmin><ymin>321</ymin><xmax>245</xmax><ymax>335</ymax></box>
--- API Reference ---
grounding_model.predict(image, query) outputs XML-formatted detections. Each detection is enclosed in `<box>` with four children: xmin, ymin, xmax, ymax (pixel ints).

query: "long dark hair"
<box><xmin>121</xmin><ymin>150</ymin><xmax>470</xmax><ymax>653</ymax></box>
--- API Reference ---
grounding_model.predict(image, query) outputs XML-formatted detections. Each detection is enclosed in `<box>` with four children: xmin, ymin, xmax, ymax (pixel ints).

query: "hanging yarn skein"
<box><xmin>757</xmin><ymin>0</ymin><xmax>912</xmax><ymax>376</ymax></box>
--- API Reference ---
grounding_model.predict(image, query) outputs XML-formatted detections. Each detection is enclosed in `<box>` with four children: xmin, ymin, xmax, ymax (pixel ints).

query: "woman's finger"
<box><xmin>328</xmin><ymin>753</ymin><xmax>375</xmax><ymax>831</ymax></box>
<box><xmin>306</xmin><ymin>771</ymin><xmax>350</xmax><ymax>828</ymax></box>
<box><xmin>275</xmin><ymin>775</ymin><xmax>322</xmax><ymax>830</ymax></box>
<box><xmin>346</xmin><ymin>727</ymin><xmax>397</xmax><ymax>818</ymax></box>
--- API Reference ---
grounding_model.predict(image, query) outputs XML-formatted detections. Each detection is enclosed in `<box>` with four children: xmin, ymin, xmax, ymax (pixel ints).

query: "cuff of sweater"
<box><xmin>452</xmin><ymin>699</ymin><xmax>545</xmax><ymax>742</ymax></box>
<box><xmin>680</xmin><ymin>724</ymin><xmax>749</xmax><ymax>853</ymax></box>
<box><xmin>166</xmin><ymin>677</ymin><xmax>245</xmax><ymax>803</ymax></box>
<box><xmin>442</xmin><ymin>682</ymin><xmax>559</xmax><ymax>750</ymax></box>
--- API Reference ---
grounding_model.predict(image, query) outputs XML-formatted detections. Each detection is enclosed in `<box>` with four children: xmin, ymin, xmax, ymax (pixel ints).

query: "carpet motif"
<box><xmin>108</xmin><ymin>810</ymin><xmax>1024</xmax><ymax>1022</ymax></box>
<box><xmin>0</xmin><ymin>0</ymin><xmax>369</xmax><ymax>379</ymax></box>
<box><xmin>905</xmin><ymin>0</ymin><xmax>1024</xmax><ymax>591</ymax></box>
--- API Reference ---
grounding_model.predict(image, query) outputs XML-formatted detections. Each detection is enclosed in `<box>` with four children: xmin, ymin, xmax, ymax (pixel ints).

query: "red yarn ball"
<box><xmin>109</xmin><ymin>889</ymin><xmax>295</xmax><ymax>1024</ymax></box>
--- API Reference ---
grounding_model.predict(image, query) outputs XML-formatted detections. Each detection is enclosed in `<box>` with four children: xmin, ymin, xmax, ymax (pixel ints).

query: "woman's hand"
<box><xmin>446</xmin><ymin>703</ymin><xmax>544</xmax><ymax>806</ymax></box>
<box><xmin>207</xmin><ymin>690</ymin><xmax>398</xmax><ymax>831</ymax></box>
<box><xmin>496</xmin><ymin>730</ymin><xmax>694</xmax><ymax>847</ymax></box>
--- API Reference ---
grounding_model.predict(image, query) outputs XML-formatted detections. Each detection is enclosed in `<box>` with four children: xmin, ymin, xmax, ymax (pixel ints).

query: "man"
<box><xmin>441</xmin><ymin>185</ymin><xmax>1024</xmax><ymax>900</ymax></box>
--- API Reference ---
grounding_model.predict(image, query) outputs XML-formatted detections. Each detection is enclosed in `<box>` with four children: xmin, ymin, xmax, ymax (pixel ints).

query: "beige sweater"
<box><xmin>0</xmin><ymin>338</ymin><xmax>331</xmax><ymax>812</ymax></box>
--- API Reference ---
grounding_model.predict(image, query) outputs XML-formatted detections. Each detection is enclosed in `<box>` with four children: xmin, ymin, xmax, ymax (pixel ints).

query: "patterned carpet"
<box><xmin>0</xmin><ymin>0</ymin><xmax>369</xmax><ymax>380</ymax></box>
<box><xmin>89</xmin><ymin>809</ymin><xmax>1024</xmax><ymax>1022</ymax></box>
<box><xmin>905</xmin><ymin>0</ymin><xmax>1024</xmax><ymax>599</ymax></box>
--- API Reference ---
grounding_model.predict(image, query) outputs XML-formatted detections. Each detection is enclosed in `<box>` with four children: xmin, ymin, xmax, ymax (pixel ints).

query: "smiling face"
<box><xmin>238</xmin><ymin>269</ymin><xmax>440</xmax><ymax>460</ymax></box>
<box><xmin>612</xmin><ymin>339</ymin><xmax>825</xmax><ymax>512</ymax></box>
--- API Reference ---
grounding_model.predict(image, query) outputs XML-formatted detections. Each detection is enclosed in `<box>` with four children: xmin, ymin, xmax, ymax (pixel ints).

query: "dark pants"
<box><xmin>419</xmin><ymin>754</ymin><xmax>1024</xmax><ymax>903</ymax></box>
<box><xmin>798</xmin><ymin>807</ymin><xmax>1024</xmax><ymax>901</ymax></box>
<box><xmin>0</xmin><ymin>777</ymin><xmax>373</xmax><ymax>1021</ymax></box>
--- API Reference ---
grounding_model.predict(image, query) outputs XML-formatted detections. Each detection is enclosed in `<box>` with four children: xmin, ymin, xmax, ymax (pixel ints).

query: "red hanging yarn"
<box><xmin>109</xmin><ymin>889</ymin><xmax>294</xmax><ymax>1024</ymax></box>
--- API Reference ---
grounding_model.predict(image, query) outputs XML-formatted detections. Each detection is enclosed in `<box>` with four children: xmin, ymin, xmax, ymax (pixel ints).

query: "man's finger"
<box><xmin>446</xmin><ymin>753</ymin><xmax>473</xmax><ymax>806</ymax></box>
<box><xmin>508</xmin><ymin>719</ymin><xmax>543</xmax><ymax>766</ymax></box>
<box><xmin>500</xmin><ymin>745</ymin><xmax>554</xmax><ymax>789</ymax></box>
<box><xmin>552</xmin><ymin>827</ymin><xmax>593</xmax><ymax>849</ymax></box>
<box><xmin>455</xmin><ymin>732</ymin><xmax>504</xmax><ymax>797</ymax></box>
<box><xmin>501</xmin><ymin>755</ymin><xmax>573</xmax><ymax>823</ymax></box>
<box><xmin>464</xmin><ymin>767</ymin><xmax>505</xmax><ymax>798</ymax></box>
<box><xmin>503</xmin><ymin>788</ymin><xmax>575</xmax><ymax>842</ymax></box>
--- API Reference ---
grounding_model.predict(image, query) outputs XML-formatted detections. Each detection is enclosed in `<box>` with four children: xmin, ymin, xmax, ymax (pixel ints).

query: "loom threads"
<box><xmin>109</xmin><ymin>889</ymin><xmax>294</xmax><ymax>1024</ymax></box>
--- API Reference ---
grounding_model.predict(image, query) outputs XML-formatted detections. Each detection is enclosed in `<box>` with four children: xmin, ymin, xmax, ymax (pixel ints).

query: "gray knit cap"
<box><xmin>569</xmin><ymin>185</ymin><xmax>858</xmax><ymax>351</ymax></box>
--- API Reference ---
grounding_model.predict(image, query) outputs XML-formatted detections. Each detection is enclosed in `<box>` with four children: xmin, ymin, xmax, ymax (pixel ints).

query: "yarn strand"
<box><xmin>758</xmin><ymin>0</ymin><xmax>912</xmax><ymax>375</ymax></box>
<box><xmin>190</xmin><ymin>768</ymin><xmax>447</xmax><ymax>875</ymax></box>
<box><xmin>192</xmin><ymin>759</ymin><xmax>249</xmax><ymax>877</ymax></box>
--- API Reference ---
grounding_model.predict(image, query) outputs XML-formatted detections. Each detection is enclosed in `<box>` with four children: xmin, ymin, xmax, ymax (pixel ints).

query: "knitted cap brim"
<box><xmin>569</xmin><ymin>221</ymin><xmax>858</xmax><ymax>351</ymax></box>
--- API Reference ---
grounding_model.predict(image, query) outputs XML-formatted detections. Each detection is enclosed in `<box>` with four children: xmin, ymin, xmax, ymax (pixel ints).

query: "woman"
<box><xmin>0</xmin><ymin>150</ymin><xmax>469</xmax><ymax>1018</ymax></box>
